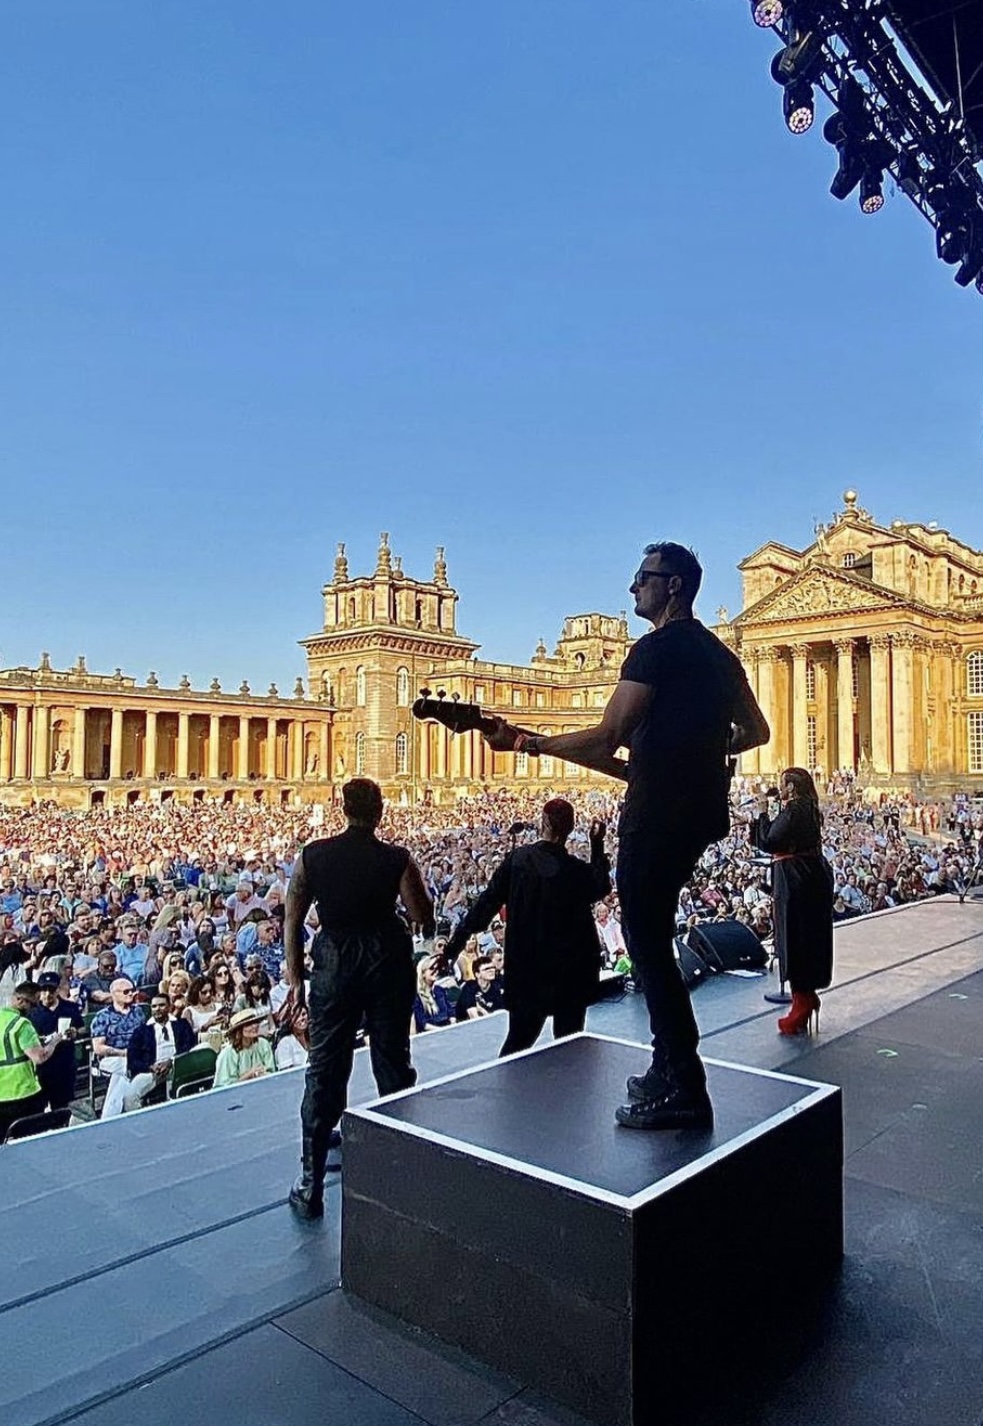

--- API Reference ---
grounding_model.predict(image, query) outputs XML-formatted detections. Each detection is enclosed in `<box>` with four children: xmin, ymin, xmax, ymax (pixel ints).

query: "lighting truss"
<box><xmin>751</xmin><ymin>0</ymin><xmax>983</xmax><ymax>292</ymax></box>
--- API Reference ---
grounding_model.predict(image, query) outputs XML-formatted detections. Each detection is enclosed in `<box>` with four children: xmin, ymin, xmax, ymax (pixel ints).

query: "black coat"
<box><xmin>449</xmin><ymin>840</ymin><xmax>611</xmax><ymax>1016</ymax></box>
<box><xmin>127</xmin><ymin>1016</ymin><xmax>195</xmax><ymax>1077</ymax></box>
<box><xmin>752</xmin><ymin>799</ymin><xmax>834</xmax><ymax>992</ymax></box>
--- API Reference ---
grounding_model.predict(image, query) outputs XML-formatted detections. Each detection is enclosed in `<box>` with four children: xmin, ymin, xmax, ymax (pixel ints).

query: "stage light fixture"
<box><xmin>896</xmin><ymin>150</ymin><xmax>921</xmax><ymax>200</ymax></box>
<box><xmin>859</xmin><ymin>168</ymin><xmax>884</xmax><ymax>214</ymax></box>
<box><xmin>824</xmin><ymin>114</ymin><xmax>866</xmax><ymax>201</ymax></box>
<box><xmin>783</xmin><ymin>78</ymin><xmax>815</xmax><ymax>134</ymax></box>
<box><xmin>953</xmin><ymin>216</ymin><xmax>983</xmax><ymax>288</ymax></box>
<box><xmin>752</xmin><ymin>0</ymin><xmax>784</xmax><ymax>26</ymax></box>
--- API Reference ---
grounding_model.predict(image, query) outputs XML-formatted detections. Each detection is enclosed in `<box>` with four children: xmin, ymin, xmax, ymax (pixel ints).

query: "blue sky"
<box><xmin>2</xmin><ymin>1</ymin><xmax>980</xmax><ymax>691</ymax></box>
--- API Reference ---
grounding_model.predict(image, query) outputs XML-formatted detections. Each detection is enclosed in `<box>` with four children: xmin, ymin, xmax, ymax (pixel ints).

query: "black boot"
<box><xmin>289</xmin><ymin>1131</ymin><xmax>334</xmax><ymax>1219</ymax></box>
<box><xmin>618</xmin><ymin>1057</ymin><xmax>711</xmax><ymax>1131</ymax></box>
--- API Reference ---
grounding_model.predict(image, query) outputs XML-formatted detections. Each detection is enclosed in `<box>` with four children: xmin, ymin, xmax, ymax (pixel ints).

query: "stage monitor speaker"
<box><xmin>673</xmin><ymin>937</ymin><xmax>709</xmax><ymax>990</ymax></box>
<box><xmin>687</xmin><ymin>920</ymin><xmax>767</xmax><ymax>973</ymax></box>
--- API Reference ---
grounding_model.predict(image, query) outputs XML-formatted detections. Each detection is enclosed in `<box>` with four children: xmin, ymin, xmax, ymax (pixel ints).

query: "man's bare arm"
<box><xmin>487</xmin><ymin>680</ymin><xmax>652</xmax><ymax>780</ymax></box>
<box><xmin>284</xmin><ymin>854</ymin><xmax>314</xmax><ymax>1007</ymax></box>
<box><xmin>399</xmin><ymin>857</ymin><xmax>435</xmax><ymax>937</ymax></box>
<box><xmin>729</xmin><ymin>677</ymin><xmax>770</xmax><ymax>755</ymax></box>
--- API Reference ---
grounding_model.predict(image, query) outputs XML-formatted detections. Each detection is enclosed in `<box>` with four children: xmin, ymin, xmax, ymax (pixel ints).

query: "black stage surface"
<box><xmin>5</xmin><ymin>896</ymin><xmax>983</xmax><ymax>1426</ymax></box>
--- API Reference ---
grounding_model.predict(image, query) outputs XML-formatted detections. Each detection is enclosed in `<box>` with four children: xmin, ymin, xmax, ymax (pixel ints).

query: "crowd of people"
<box><xmin>0</xmin><ymin>782</ymin><xmax>980</xmax><ymax>1136</ymax></box>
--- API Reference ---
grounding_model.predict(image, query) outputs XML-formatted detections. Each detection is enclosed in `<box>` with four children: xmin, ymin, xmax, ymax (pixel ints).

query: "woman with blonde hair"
<box><xmin>412</xmin><ymin>956</ymin><xmax>454</xmax><ymax>1033</ymax></box>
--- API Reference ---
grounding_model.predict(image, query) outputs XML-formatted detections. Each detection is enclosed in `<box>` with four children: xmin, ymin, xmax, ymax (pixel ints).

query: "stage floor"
<box><xmin>5</xmin><ymin>893</ymin><xmax>983</xmax><ymax>1426</ymax></box>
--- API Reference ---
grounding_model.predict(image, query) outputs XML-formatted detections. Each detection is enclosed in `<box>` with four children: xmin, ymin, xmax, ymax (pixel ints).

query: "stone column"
<box><xmin>177</xmin><ymin>712</ymin><xmax>190</xmax><ymax>780</ymax></box>
<box><xmin>109</xmin><ymin>707</ymin><xmax>124</xmax><ymax>779</ymax></box>
<box><xmin>208</xmin><ymin>714</ymin><xmax>220</xmax><ymax>780</ymax></box>
<box><xmin>834</xmin><ymin>640</ymin><xmax>855</xmax><ymax>772</ymax></box>
<box><xmin>32</xmin><ymin>705</ymin><xmax>50</xmax><ymax>779</ymax></box>
<box><xmin>464</xmin><ymin>729</ymin><xmax>474</xmax><ymax>782</ymax></box>
<box><xmin>740</xmin><ymin>647</ymin><xmax>760</xmax><ymax>775</ymax></box>
<box><xmin>436</xmin><ymin>726</ymin><xmax>448</xmax><ymax>779</ymax></box>
<box><xmin>319</xmin><ymin>721</ymin><xmax>330</xmax><ymax>781</ymax></box>
<box><xmin>755</xmin><ymin>649</ymin><xmax>777</xmax><ymax>775</ymax></box>
<box><xmin>869</xmin><ymin>635</ymin><xmax>892</xmax><ymax>774</ymax></box>
<box><xmin>419</xmin><ymin>723</ymin><xmax>430</xmax><ymax>781</ymax></box>
<box><xmin>290</xmin><ymin>722</ymin><xmax>304</xmax><ymax>782</ymax></box>
<box><xmin>790</xmin><ymin>644</ymin><xmax>811</xmax><ymax>768</ymax></box>
<box><xmin>73</xmin><ymin>707</ymin><xmax>88</xmax><ymax>780</ymax></box>
<box><xmin>144</xmin><ymin>710</ymin><xmax>156</xmax><ymax>781</ymax></box>
<box><xmin>0</xmin><ymin>707</ymin><xmax>13</xmax><ymax>780</ymax></box>
<box><xmin>891</xmin><ymin>632</ymin><xmax>915</xmax><ymax>775</ymax></box>
<box><xmin>14</xmin><ymin>707</ymin><xmax>29</xmax><ymax>780</ymax></box>
<box><xmin>238</xmin><ymin>716</ymin><xmax>250</xmax><ymax>780</ymax></box>
<box><xmin>266</xmin><ymin>718</ymin><xmax>278</xmax><ymax>779</ymax></box>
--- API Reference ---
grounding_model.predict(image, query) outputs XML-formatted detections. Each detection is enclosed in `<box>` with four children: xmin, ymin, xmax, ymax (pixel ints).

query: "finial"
<box><xmin>76</xmin><ymin>655</ymin><xmax>87</xmax><ymax>674</ymax></box>
<box><xmin>843</xmin><ymin>489</ymin><xmax>857</xmax><ymax>509</ymax></box>
<box><xmin>393</xmin><ymin>554</ymin><xmax>403</xmax><ymax>576</ymax></box>
<box><xmin>294</xmin><ymin>676</ymin><xmax>306</xmax><ymax>699</ymax></box>
<box><xmin>210</xmin><ymin>677</ymin><xmax>221</xmax><ymax>693</ymax></box>
<box><xmin>535</xmin><ymin>636</ymin><xmax>547</xmax><ymax>658</ymax></box>
<box><xmin>147</xmin><ymin>671</ymin><xmax>159</xmax><ymax>688</ymax></box>
<box><xmin>433</xmin><ymin>545</ymin><xmax>448</xmax><ymax>586</ymax></box>
<box><xmin>40</xmin><ymin>651</ymin><xmax>52</xmax><ymax>673</ymax></box>
<box><xmin>179</xmin><ymin>674</ymin><xmax>191</xmax><ymax>690</ymax></box>
<box><xmin>114</xmin><ymin>667</ymin><xmax>124</xmax><ymax>682</ymax></box>
<box><xmin>239</xmin><ymin>679</ymin><xmax>250</xmax><ymax>695</ymax></box>
<box><xmin>334</xmin><ymin>541</ymin><xmax>349</xmax><ymax>582</ymax></box>
<box><xmin>268</xmin><ymin>682</ymin><xmax>279</xmax><ymax>698</ymax></box>
<box><xmin>375</xmin><ymin>531</ymin><xmax>392</xmax><ymax>575</ymax></box>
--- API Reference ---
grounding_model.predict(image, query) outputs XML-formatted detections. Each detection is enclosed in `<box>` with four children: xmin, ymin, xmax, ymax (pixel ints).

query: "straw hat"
<box><xmin>227</xmin><ymin>1008</ymin><xmax>266</xmax><ymax>1034</ymax></box>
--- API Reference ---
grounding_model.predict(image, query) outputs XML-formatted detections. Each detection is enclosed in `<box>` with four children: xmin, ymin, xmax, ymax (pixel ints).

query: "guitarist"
<box><xmin>481</xmin><ymin>542</ymin><xmax>768</xmax><ymax>1131</ymax></box>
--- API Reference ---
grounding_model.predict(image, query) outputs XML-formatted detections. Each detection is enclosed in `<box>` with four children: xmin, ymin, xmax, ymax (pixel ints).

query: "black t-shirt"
<box><xmin>303</xmin><ymin>828</ymin><xmax>410</xmax><ymax>934</ymax></box>
<box><xmin>454</xmin><ymin>979</ymin><xmax>502</xmax><ymax>1021</ymax></box>
<box><xmin>619</xmin><ymin>620</ymin><xmax>753</xmax><ymax>844</ymax></box>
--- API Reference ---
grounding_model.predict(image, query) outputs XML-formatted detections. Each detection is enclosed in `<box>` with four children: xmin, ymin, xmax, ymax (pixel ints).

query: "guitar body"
<box><xmin>411</xmin><ymin>690</ymin><xmax>497</xmax><ymax>736</ymax></box>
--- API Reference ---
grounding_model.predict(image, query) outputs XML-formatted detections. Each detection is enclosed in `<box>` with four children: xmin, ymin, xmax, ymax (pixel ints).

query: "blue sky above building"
<box><xmin>1</xmin><ymin>1</ymin><xmax>980</xmax><ymax>689</ymax></box>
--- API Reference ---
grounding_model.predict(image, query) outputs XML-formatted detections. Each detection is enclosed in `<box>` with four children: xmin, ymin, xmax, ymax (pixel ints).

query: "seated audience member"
<box><xmin>27</xmin><ymin>971</ymin><xmax>83</xmax><ymax>1111</ymax></box>
<box><xmin>89</xmin><ymin>978</ymin><xmax>147</xmax><ymax>1119</ymax></box>
<box><xmin>274</xmin><ymin>1004</ymin><xmax>310</xmax><ymax>1070</ymax></box>
<box><xmin>213</xmin><ymin>1008</ymin><xmax>276</xmax><ymax>1087</ymax></box>
<box><xmin>123</xmin><ymin>993</ymin><xmax>195</xmax><ymax>1110</ymax></box>
<box><xmin>115</xmin><ymin>921</ymin><xmax>149</xmax><ymax>985</ymax></box>
<box><xmin>210</xmin><ymin>958</ymin><xmax>237</xmax><ymax>1012</ymax></box>
<box><xmin>182</xmin><ymin>975</ymin><xmax>226</xmax><ymax>1036</ymax></box>
<box><xmin>234</xmin><ymin>963</ymin><xmax>275</xmax><ymax>1036</ymax></box>
<box><xmin>413</xmin><ymin>955</ymin><xmax>454</xmax><ymax>1033</ymax></box>
<box><xmin>0</xmin><ymin>982</ymin><xmax>69</xmax><ymax>1139</ymax></box>
<box><xmin>83</xmin><ymin>950</ymin><xmax>120</xmax><ymax>1007</ymax></box>
<box><xmin>454</xmin><ymin>956</ymin><xmax>502</xmax><ymax>1021</ymax></box>
<box><xmin>454</xmin><ymin>934</ymin><xmax>480</xmax><ymax>984</ymax></box>
<box><xmin>0</xmin><ymin>940</ymin><xmax>31</xmax><ymax>1009</ymax></box>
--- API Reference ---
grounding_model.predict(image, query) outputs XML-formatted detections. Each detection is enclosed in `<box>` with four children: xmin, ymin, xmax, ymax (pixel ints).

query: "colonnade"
<box><xmin>0</xmin><ymin>702</ymin><xmax>332</xmax><ymax>784</ymax></box>
<box><xmin>740</xmin><ymin>633</ymin><xmax>955</xmax><ymax>780</ymax></box>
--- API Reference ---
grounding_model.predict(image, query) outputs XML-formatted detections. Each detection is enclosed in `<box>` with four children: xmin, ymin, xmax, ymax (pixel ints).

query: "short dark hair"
<box><xmin>13</xmin><ymin>980</ymin><xmax>38</xmax><ymax>998</ymax></box>
<box><xmin>543</xmin><ymin>798</ymin><xmax>575</xmax><ymax>840</ymax></box>
<box><xmin>643</xmin><ymin>542</ymin><xmax>703</xmax><ymax>602</ymax></box>
<box><xmin>343</xmin><ymin>778</ymin><xmax>384</xmax><ymax>824</ymax></box>
<box><xmin>472</xmin><ymin>956</ymin><xmax>493</xmax><ymax>975</ymax></box>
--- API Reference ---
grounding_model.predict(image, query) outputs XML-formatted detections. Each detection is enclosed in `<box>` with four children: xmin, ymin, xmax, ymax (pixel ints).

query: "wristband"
<box><xmin>514</xmin><ymin>734</ymin><xmax>541</xmax><ymax>757</ymax></box>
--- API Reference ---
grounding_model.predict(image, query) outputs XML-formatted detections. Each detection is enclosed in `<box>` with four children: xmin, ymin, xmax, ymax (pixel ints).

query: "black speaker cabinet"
<box><xmin>687</xmin><ymin>919</ymin><xmax>767</xmax><ymax>972</ymax></box>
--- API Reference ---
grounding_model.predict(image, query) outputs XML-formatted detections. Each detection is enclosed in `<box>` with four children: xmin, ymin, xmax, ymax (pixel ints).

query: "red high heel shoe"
<box><xmin>777</xmin><ymin>991</ymin><xmax>817</xmax><ymax>1036</ymax></box>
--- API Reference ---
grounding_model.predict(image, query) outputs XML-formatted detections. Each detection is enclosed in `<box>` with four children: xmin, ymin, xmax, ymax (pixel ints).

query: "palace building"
<box><xmin>2</xmin><ymin>492</ymin><xmax>982</xmax><ymax>808</ymax></box>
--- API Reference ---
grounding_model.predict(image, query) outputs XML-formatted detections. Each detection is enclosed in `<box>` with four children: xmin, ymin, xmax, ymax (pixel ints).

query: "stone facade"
<box><xmin>0</xmin><ymin>656</ymin><xmax>333</xmax><ymax>809</ymax></box>
<box><xmin>4</xmin><ymin>495</ymin><xmax>982</xmax><ymax>808</ymax></box>
<box><xmin>727</xmin><ymin>491</ymin><xmax>983</xmax><ymax>790</ymax></box>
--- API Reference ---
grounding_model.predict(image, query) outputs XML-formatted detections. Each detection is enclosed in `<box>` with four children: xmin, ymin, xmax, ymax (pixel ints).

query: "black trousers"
<box><xmin>499</xmin><ymin>1003</ymin><xmax>586</xmax><ymax>1057</ymax></box>
<box><xmin>0</xmin><ymin>1090</ymin><xmax>46</xmax><ymax>1143</ymax></box>
<box><xmin>616</xmin><ymin>834</ymin><xmax>708</xmax><ymax>1094</ymax></box>
<box><xmin>300</xmin><ymin>929</ymin><xmax>417</xmax><ymax>1165</ymax></box>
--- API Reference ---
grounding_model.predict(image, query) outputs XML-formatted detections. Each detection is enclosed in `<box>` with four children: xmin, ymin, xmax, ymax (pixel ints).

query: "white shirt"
<box><xmin>153</xmin><ymin>1020</ymin><xmax>178</xmax><ymax>1064</ymax></box>
<box><xmin>275</xmin><ymin>1035</ymin><xmax>309</xmax><ymax>1071</ymax></box>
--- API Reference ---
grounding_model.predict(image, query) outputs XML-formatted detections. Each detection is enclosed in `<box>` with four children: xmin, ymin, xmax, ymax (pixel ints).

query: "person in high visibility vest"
<box><xmin>0</xmin><ymin>982</ymin><xmax>68</xmax><ymax>1141</ymax></box>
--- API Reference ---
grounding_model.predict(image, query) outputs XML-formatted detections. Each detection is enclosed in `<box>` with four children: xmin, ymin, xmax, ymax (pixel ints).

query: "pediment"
<box><xmin>736</xmin><ymin>567</ymin><xmax>907</xmax><ymax>625</ymax></box>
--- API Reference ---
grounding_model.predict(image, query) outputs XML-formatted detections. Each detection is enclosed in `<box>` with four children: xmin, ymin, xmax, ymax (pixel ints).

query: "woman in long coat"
<box><xmin>751</xmin><ymin>767</ymin><xmax>834</xmax><ymax>1035</ymax></box>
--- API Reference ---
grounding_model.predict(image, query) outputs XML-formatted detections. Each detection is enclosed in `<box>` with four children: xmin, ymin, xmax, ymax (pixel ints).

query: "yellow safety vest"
<box><xmin>0</xmin><ymin>1009</ymin><xmax>41</xmax><ymax>1102</ymax></box>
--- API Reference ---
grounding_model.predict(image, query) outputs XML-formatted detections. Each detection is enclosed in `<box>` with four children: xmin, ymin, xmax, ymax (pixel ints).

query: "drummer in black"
<box><xmin>285</xmin><ymin>778</ymin><xmax>434</xmax><ymax>1218</ymax></box>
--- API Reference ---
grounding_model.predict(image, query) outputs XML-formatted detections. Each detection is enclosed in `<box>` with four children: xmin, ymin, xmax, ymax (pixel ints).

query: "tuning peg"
<box><xmin>437</xmin><ymin>688</ymin><xmax>446</xmax><ymax>699</ymax></box>
<box><xmin>420</xmin><ymin>687</ymin><xmax>432</xmax><ymax>698</ymax></box>
<box><xmin>451</xmin><ymin>692</ymin><xmax>460</xmax><ymax>702</ymax></box>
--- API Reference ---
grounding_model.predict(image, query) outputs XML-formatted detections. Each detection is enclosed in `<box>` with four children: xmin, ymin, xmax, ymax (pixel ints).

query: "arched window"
<box><xmin>348</xmin><ymin>596</ymin><xmax>357</xmax><ymax>622</ymax></box>
<box><xmin>396</xmin><ymin>667</ymin><xmax>410</xmax><ymax>706</ymax></box>
<box><xmin>395</xmin><ymin>732</ymin><xmax>408</xmax><ymax>774</ymax></box>
<box><xmin>355</xmin><ymin>666</ymin><xmax>366</xmax><ymax>706</ymax></box>
<box><xmin>842</xmin><ymin>552</ymin><xmax>856</xmax><ymax>568</ymax></box>
<box><xmin>515</xmin><ymin>751</ymin><xmax>528</xmax><ymax>777</ymax></box>
<box><xmin>968</xmin><ymin>651</ymin><xmax>983</xmax><ymax>698</ymax></box>
<box><xmin>355</xmin><ymin>732</ymin><xmax>366</xmax><ymax>775</ymax></box>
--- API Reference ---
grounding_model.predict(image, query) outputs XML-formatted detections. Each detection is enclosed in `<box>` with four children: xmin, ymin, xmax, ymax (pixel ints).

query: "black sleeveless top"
<box><xmin>302</xmin><ymin>828</ymin><xmax>410</xmax><ymax>934</ymax></box>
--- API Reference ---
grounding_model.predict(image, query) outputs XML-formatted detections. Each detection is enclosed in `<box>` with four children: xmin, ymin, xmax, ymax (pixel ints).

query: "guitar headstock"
<box><xmin>411</xmin><ymin>687</ymin><xmax>494</xmax><ymax>735</ymax></box>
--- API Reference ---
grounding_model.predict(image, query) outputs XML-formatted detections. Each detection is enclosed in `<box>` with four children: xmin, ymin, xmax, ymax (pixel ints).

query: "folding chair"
<box><xmin>169</xmin><ymin>1045</ymin><xmax>217</xmax><ymax>1099</ymax></box>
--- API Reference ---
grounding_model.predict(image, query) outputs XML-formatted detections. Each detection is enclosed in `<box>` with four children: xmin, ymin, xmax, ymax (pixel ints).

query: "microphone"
<box><xmin>507</xmin><ymin>822</ymin><xmax>536</xmax><ymax>836</ymax></box>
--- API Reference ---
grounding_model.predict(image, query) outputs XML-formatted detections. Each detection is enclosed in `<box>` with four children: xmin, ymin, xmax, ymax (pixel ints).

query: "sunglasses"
<box><xmin>632</xmin><ymin>569</ymin><xmax>675</xmax><ymax>586</ymax></box>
